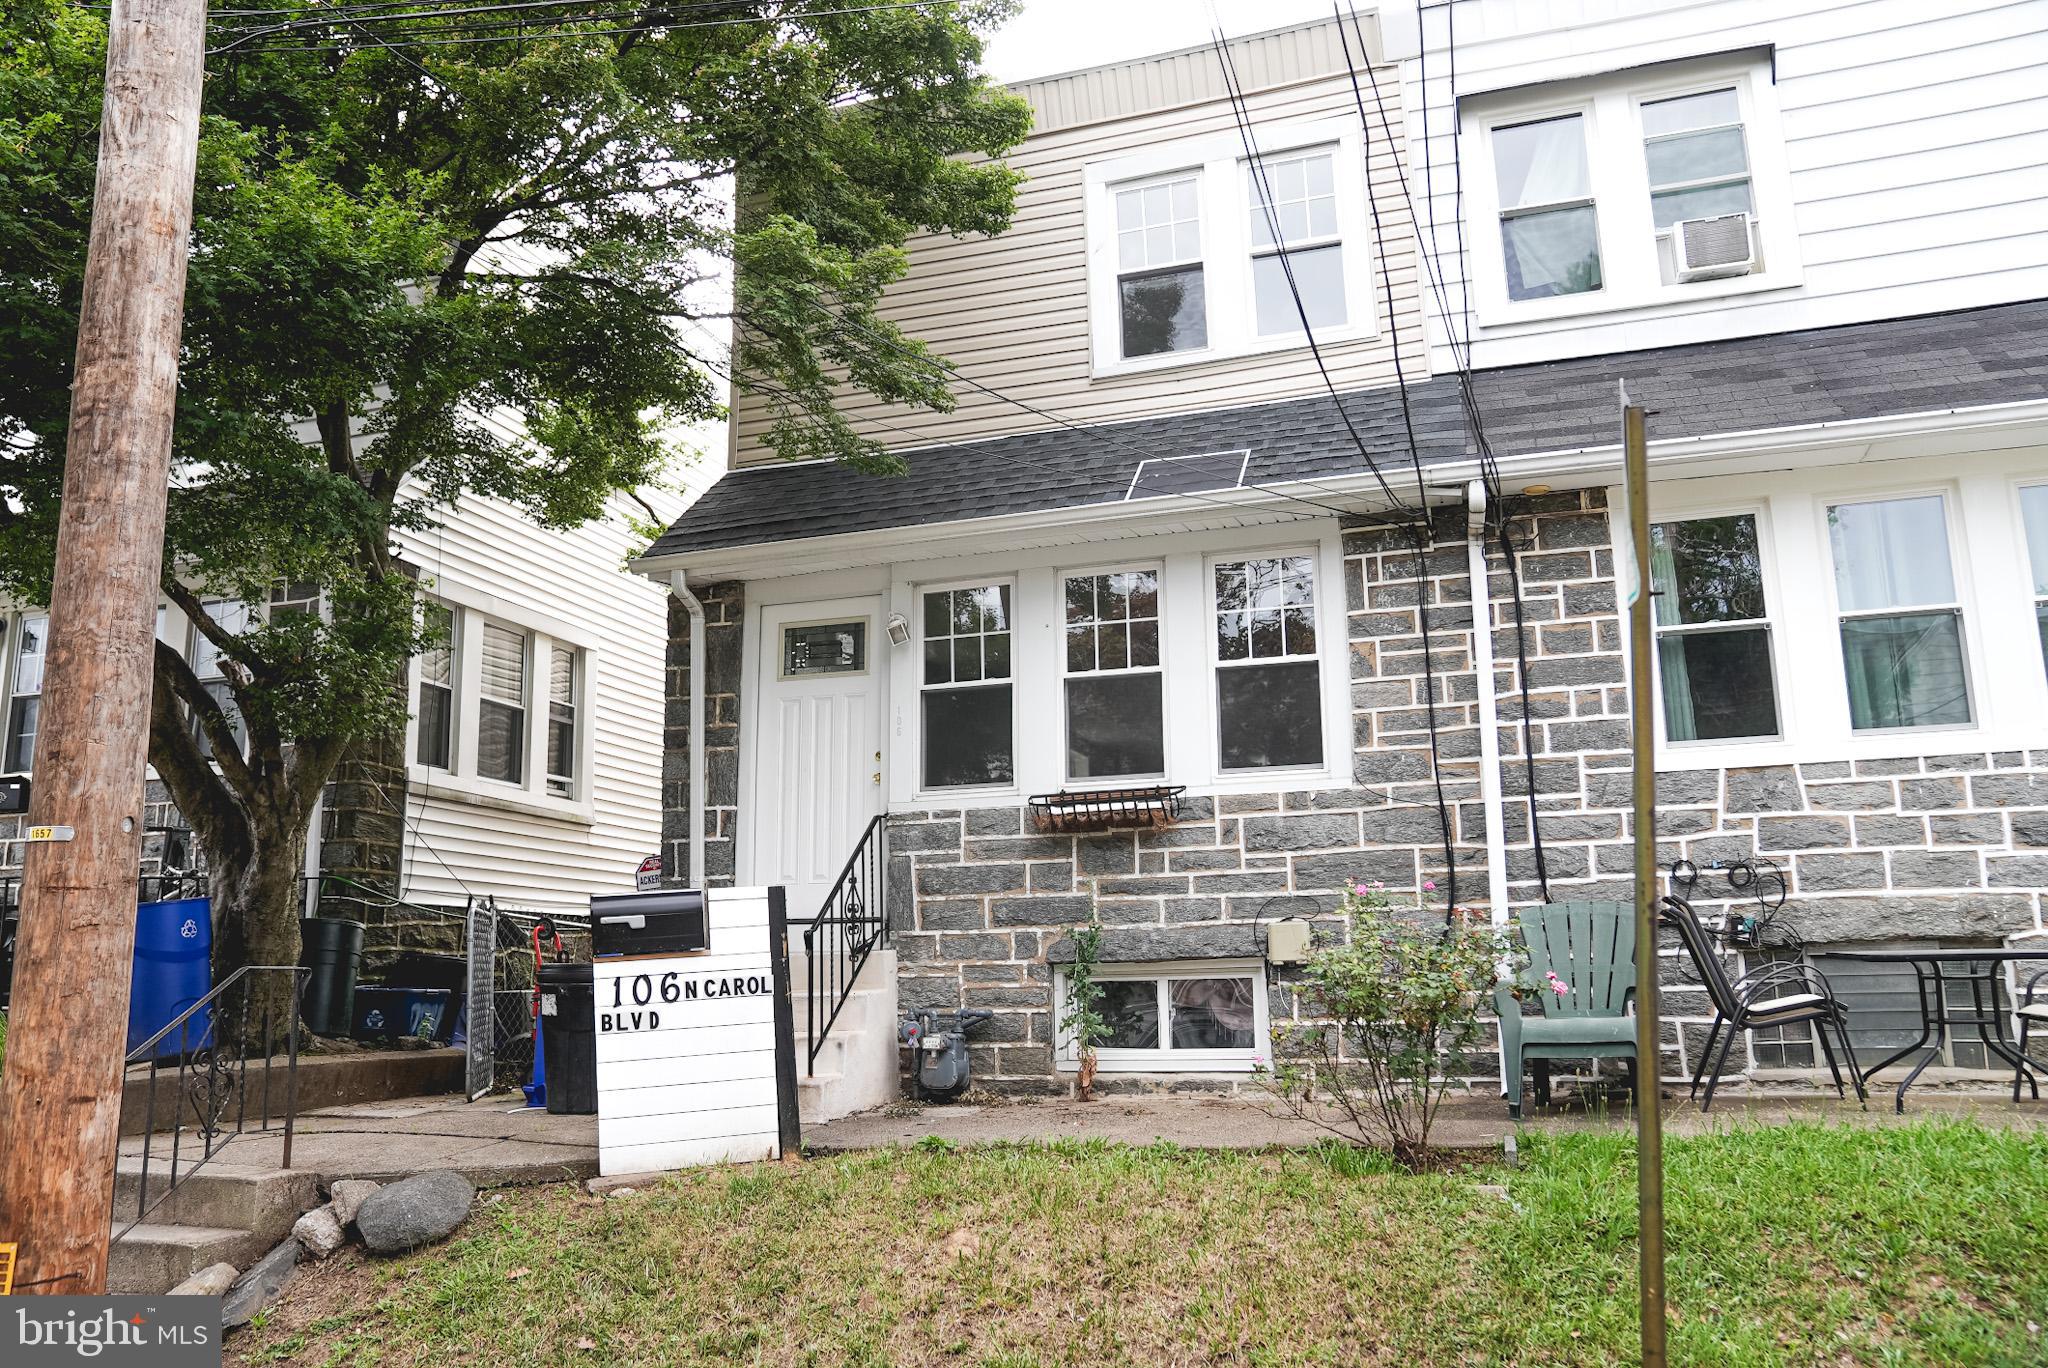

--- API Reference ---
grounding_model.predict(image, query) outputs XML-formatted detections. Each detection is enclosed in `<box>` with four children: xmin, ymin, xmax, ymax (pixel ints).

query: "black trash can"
<box><xmin>538</xmin><ymin>963</ymin><xmax>597</xmax><ymax>1115</ymax></box>
<box><xmin>383</xmin><ymin>952</ymin><xmax>466</xmax><ymax>1043</ymax></box>
<box><xmin>299</xmin><ymin>917</ymin><xmax>366</xmax><ymax>1037</ymax></box>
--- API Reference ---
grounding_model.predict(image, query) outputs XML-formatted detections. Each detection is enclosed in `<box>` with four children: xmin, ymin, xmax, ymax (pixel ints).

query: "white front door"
<box><xmin>751</xmin><ymin>597</ymin><xmax>887</xmax><ymax>919</ymax></box>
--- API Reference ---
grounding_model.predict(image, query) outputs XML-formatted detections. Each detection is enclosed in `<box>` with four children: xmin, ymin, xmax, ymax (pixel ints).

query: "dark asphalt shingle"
<box><xmin>645</xmin><ymin>301</ymin><xmax>2048</xmax><ymax>558</ymax></box>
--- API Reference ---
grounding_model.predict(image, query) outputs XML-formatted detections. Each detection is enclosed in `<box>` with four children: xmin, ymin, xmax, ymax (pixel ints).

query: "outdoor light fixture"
<box><xmin>886</xmin><ymin>613</ymin><xmax>911</xmax><ymax>646</ymax></box>
<box><xmin>1521</xmin><ymin>483</ymin><xmax>1553</xmax><ymax>495</ymax></box>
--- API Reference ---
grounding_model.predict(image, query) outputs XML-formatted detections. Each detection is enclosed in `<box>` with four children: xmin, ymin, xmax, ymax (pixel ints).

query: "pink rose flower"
<box><xmin>1423</xmin><ymin>881</ymin><xmax>1437</xmax><ymax>892</ymax></box>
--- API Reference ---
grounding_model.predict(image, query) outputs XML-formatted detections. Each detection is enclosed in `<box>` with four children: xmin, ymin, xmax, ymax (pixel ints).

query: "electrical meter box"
<box><xmin>1265</xmin><ymin>918</ymin><xmax>1312</xmax><ymax>965</ymax></box>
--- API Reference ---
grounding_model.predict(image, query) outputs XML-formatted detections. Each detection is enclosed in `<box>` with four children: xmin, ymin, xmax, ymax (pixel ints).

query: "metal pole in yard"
<box><xmin>1622</xmin><ymin>390</ymin><xmax>1669</xmax><ymax>1365</ymax></box>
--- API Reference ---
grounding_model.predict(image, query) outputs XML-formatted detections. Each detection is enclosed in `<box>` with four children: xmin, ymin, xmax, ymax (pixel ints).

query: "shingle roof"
<box><xmin>645</xmin><ymin>301</ymin><xmax>2048</xmax><ymax>559</ymax></box>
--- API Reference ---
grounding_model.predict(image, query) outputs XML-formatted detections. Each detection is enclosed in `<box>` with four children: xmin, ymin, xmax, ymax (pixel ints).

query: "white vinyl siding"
<box><xmin>1396</xmin><ymin>0</ymin><xmax>2048</xmax><ymax>370</ymax></box>
<box><xmin>397</xmin><ymin>476</ymin><xmax>685</xmax><ymax>916</ymax></box>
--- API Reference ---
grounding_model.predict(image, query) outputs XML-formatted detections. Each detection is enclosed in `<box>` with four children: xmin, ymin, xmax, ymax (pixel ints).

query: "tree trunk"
<box><xmin>207</xmin><ymin>819</ymin><xmax>309</xmax><ymax>1056</ymax></box>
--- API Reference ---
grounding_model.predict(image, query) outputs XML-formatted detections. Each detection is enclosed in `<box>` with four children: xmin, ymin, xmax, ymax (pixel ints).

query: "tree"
<box><xmin>0</xmin><ymin>0</ymin><xmax>1030</xmax><ymax>1001</ymax></box>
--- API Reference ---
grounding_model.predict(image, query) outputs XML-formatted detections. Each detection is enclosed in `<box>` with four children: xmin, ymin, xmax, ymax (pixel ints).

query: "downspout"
<box><xmin>1467</xmin><ymin>481</ymin><xmax>1514</xmax><ymax>1094</ymax></box>
<box><xmin>668</xmin><ymin>569</ymin><xmax>708</xmax><ymax>889</ymax></box>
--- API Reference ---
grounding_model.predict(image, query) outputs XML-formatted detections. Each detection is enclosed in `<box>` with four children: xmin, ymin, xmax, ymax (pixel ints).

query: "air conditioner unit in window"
<box><xmin>1673</xmin><ymin>212</ymin><xmax>1756</xmax><ymax>282</ymax></box>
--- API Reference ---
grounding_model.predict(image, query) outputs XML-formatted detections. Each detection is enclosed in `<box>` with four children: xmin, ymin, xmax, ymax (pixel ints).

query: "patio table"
<box><xmin>1820</xmin><ymin>949</ymin><xmax>2048</xmax><ymax>1113</ymax></box>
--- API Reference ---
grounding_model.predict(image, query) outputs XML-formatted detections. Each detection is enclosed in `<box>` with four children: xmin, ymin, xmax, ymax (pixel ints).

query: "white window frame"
<box><xmin>915</xmin><ymin>576</ymin><xmax>1019</xmax><ymax>797</ymax></box>
<box><xmin>1463</xmin><ymin>52</ymin><xmax>1799</xmax><ymax>327</ymax></box>
<box><xmin>403</xmin><ymin>588</ymin><xmax>598</xmax><ymax>823</ymax></box>
<box><xmin>1208</xmin><ymin>547</ymin><xmax>1330</xmax><ymax>778</ymax></box>
<box><xmin>1083</xmin><ymin>118</ymin><xmax>1380</xmax><ymax>378</ymax></box>
<box><xmin>1625</xmin><ymin>450</ymin><xmax>2047</xmax><ymax>772</ymax></box>
<box><xmin>1822</xmin><ymin>488</ymin><xmax>1976</xmax><ymax>737</ymax></box>
<box><xmin>1054</xmin><ymin>958</ymin><xmax>1270</xmax><ymax>1074</ymax></box>
<box><xmin>545</xmin><ymin>641</ymin><xmax>580</xmax><ymax>800</ymax></box>
<box><xmin>1059</xmin><ymin>561</ymin><xmax>1167</xmax><ymax>786</ymax></box>
<box><xmin>2021</xmin><ymin>480</ymin><xmax>2048</xmax><ymax>680</ymax></box>
<box><xmin>1648</xmin><ymin>505</ymin><xmax>1785</xmax><ymax>751</ymax></box>
<box><xmin>1244</xmin><ymin>145</ymin><xmax>1352</xmax><ymax>339</ymax></box>
<box><xmin>475</xmin><ymin>618</ymin><xmax>531</xmax><ymax>788</ymax></box>
<box><xmin>2</xmin><ymin>611</ymin><xmax>49</xmax><ymax>774</ymax></box>
<box><xmin>416</xmin><ymin>598</ymin><xmax>458</xmax><ymax>773</ymax></box>
<box><xmin>886</xmin><ymin>523</ymin><xmax>1350</xmax><ymax>810</ymax></box>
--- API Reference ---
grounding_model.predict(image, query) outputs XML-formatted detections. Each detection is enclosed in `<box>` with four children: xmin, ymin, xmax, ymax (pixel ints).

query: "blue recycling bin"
<box><xmin>127</xmin><ymin>897</ymin><xmax>214</xmax><ymax>1060</ymax></box>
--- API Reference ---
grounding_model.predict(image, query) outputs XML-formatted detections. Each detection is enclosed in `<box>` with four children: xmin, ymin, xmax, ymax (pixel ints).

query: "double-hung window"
<box><xmin>192</xmin><ymin>600</ymin><xmax>253</xmax><ymax>760</ymax></box>
<box><xmin>1247</xmin><ymin>148</ymin><xmax>1345</xmax><ymax>336</ymax></box>
<box><xmin>2024</xmin><ymin>485</ymin><xmax>2048</xmax><ymax>677</ymax></box>
<box><xmin>1062</xmin><ymin>569</ymin><xmax>1164</xmax><ymax>781</ymax></box>
<box><xmin>921</xmin><ymin>584</ymin><xmax>1013</xmax><ymax>789</ymax></box>
<box><xmin>1827</xmin><ymin>495</ymin><xmax>1972</xmax><ymax>731</ymax></box>
<box><xmin>4</xmin><ymin>613</ymin><xmax>47</xmax><ymax>773</ymax></box>
<box><xmin>1492</xmin><ymin>114</ymin><xmax>1602</xmax><ymax>301</ymax></box>
<box><xmin>546</xmin><ymin>644</ymin><xmax>578</xmax><ymax>798</ymax></box>
<box><xmin>416</xmin><ymin>600</ymin><xmax>456</xmax><ymax>771</ymax></box>
<box><xmin>477</xmin><ymin>621</ymin><xmax>528</xmax><ymax>784</ymax></box>
<box><xmin>1642</xmin><ymin>88</ymin><xmax>1752</xmax><ymax>230</ymax></box>
<box><xmin>1648</xmin><ymin>514</ymin><xmax>1779</xmax><ymax>742</ymax></box>
<box><xmin>1213</xmin><ymin>555</ymin><xmax>1323</xmax><ymax>770</ymax></box>
<box><xmin>1113</xmin><ymin>175</ymin><xmax>1206</xmax><ymax>359</ymax></box>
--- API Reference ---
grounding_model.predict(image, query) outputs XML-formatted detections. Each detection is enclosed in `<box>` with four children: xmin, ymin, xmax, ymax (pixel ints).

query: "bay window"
<box><xmin>1492</xmin><ymin>113</ymin><xmax>1602</xmax><ymax>301</ymax></box>
<box><xmin>1213</xmin><ymin>554</ymin><xmax>1323</xmax><ymax>771</ymax></box>
<box><xmin>921</xmin><ymin>584</ymin><xmax>1014</xmax><ymax>789</ymax></box>
<box><xmin>2024</xmin><ymin>484</ymin><xmax>2048</xmax><ymax>676</ymax></box>
<box><xmin>477</xmin><ymin>621</ymin><xmax>528</xmax><ymax>784</ymax></box>
<box><xmin>1649</xmin><ymin>514</ymin><xmax>1778</xmax><ymax>742</ymax></box>
<box><xmin>1827</xmin><ymin>495</ymin><xmax>1972</xmax><ymax>731</ymax></box>
<box><xmin>4</xmin><ymin>613</ymin><xmax>46</xmax><ymax>772</ymax></box>
<box><xmin>1113</xmin><ymin>175</ymin><xmax>1206</xmax><ymax>359</ymax></box>
<box><xmin>1063</xmin><ymin>569</ymin><xmax>1164</xmax><ymax>780</ymax></box>
<box><xmin>1247</xmin><ymin>148</ymin><xmax>1346</xmax><ymax>335</ymax></box>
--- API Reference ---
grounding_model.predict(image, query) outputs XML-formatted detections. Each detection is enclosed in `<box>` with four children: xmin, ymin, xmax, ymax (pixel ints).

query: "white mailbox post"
<box><xmin>591</xmin><ymin>886</ymin><xmax>798</xmax><ymax>1176</ymax></box>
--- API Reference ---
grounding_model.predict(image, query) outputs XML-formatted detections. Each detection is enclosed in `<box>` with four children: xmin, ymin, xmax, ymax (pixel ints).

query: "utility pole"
<box><xmin>1622</xmin><ymin>390</ymin><xmax>1670</xmax><ymax>1365</ymax></box>
<box><xmin>0</xmin><ymin>0</ymin><xmax>209</xmax><ymax>1295</ymax></box>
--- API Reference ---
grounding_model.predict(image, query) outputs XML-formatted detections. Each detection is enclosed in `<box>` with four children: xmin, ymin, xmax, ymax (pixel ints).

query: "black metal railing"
<box><xmin>115</xmin><ymin>964</ymin><xmax>309</xmax><ymax>1243</ymax></box>
<box><xmin>802</xmin><ymin>814</ymin><xmax>890</xmax><ymax>1076</ymax></box>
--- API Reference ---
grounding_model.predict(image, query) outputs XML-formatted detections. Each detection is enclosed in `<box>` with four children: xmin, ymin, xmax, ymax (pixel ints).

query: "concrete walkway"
<box><xmin>806</xmin><ymin>1087</ymin><xmax>2048</xmax><ymax>1153</ymax></box>
<box><xmin>119</xmin><ymin>1092</ymin><xmax>598</xmax><ymax>1188</ymax></box>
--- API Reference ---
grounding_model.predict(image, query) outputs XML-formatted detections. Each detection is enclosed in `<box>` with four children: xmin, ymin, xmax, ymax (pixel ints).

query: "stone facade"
<box><xmin>662</xmin><ymin>580</ymin><xmax>744</xmax><ymax>887</ymax></box>
<box><xmin>664</xmin><ymin>487</ymin><xmax>2048</xmax><ymax>1095</ymax></box>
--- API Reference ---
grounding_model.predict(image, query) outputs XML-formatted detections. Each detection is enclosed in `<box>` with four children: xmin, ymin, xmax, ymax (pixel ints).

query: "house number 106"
<box><xmin>611</xmin><ymin>972</ymin><xmax>682</xmax><ymax>1008</ymax></box>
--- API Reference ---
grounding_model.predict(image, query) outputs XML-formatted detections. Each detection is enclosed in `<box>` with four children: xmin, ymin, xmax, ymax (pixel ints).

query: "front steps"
<box><xmin>789</xmin><ymin>947</ymin><xmax>898</xmax><ymax>1126</ymax></box>
<box><xmin>108</xmin><ymin>1160</ymin><xmax>322</xmax><ymax>1294</ymax></box>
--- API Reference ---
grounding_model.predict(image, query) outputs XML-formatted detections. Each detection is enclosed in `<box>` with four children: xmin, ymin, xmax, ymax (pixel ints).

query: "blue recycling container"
<box><xmin>127</xmin><ymin>897</ymin><xmax>214</xmax><ymax>1060</ymax></box>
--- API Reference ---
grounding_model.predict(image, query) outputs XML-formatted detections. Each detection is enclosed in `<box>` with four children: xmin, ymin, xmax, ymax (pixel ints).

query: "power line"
<box><xmin>201</xmin><ymin>0</ymin><xmax>970</xmax><ymax>54</ymax></box>
<box><xmin>1209</xmin><ymin>19</ymin><xmax>1461</xmax><ymax>916</ymax></box>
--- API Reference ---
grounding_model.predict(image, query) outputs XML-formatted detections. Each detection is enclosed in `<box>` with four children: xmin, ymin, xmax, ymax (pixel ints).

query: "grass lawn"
<box><xmin>230</xmin><ymin>1120</ymin><xmax>2048</xmax><ymax>1367</ymax></box>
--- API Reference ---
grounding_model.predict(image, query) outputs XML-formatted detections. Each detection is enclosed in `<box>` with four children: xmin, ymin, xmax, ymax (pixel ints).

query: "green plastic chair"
<box><xmin>1496</xmin><ymin>901</ymin><xmax>1638</xmax><ymax>1119</ymax></box>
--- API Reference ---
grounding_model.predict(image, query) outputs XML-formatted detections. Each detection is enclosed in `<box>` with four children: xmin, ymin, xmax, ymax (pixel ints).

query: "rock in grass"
<box><xmin>327</xmin><ymin>1179</ymin><xmax>380</xmax><ymax>1227</ymax></box>
<box><xmin>223</xmin><ymin>1239</ymin><xmax>302</xmax><ymax>1328</ymax></box>
<box><xmin>355</xmin><ymin>1170</ymin><xmax>476</xmax><ymax>1255</ymax></box>
<box><xmin>168</xmin><ymin>1262</ymin><xmax>239</xmax><ymax>1298</ymax></box>
<box><xmin>293</xmin><ymin>1205</ymin><xmax>347</xmax><ymax>1259</ymax></box>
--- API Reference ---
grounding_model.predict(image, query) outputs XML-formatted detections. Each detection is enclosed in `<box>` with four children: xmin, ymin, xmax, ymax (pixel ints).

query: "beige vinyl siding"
<box><xmin>732</xmin><ymin>23</ymin><xmax>1429</xmax><ymax>462</ymax></box>
<box><xmin>394</xmin><ymin>484</ymin><xmax>683</xmax><ymax>916</ymax></box>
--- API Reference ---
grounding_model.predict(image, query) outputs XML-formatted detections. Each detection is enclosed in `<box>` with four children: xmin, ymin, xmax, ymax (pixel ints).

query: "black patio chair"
<box><xmin>1660</xmin><ymin>896</ymin><xmax>1866</xmax><ymax>1112</ymax></box>
<box><xmin>2015</xmin><ymin>967</ymin><xmax>2048</xmax><ymax>1104</ymax></box>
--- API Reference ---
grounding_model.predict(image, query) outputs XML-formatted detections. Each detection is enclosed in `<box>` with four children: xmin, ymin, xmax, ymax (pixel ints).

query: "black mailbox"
<box><xmin>590</xmin><ymin>889</ymin><xmax>709</xmax><ymax>959</ymax></box>
<box><xmin>0</xmin><ymin>774</ymin><xmax>27</xmax><ymax>816</ymax></box>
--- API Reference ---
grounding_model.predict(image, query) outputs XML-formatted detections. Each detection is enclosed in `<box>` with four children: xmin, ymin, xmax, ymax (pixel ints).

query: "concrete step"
<box><xmin>107</xmin><ymin>1222</ymin><xmax>277</xmax><ymax>1295</ymax></box>
<box><xmin>112</xmin><ymin>1158</ymin><xmax>321</xmax><ymax>1236</ymax></box>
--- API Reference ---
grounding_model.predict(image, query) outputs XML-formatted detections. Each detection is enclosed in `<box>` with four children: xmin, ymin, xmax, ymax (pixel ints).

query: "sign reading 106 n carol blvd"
<box><xmin>590</xmin><ymin>885</ymin><xmax>798</xmax><ymax>1176</ymax></box>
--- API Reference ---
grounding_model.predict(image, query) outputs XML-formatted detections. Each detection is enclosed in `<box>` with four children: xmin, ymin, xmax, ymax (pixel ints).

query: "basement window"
<box><xmin>1055</xmin><ymin>959</ymin><xmax>1269</xmax><ymax>1073</ymax></box>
